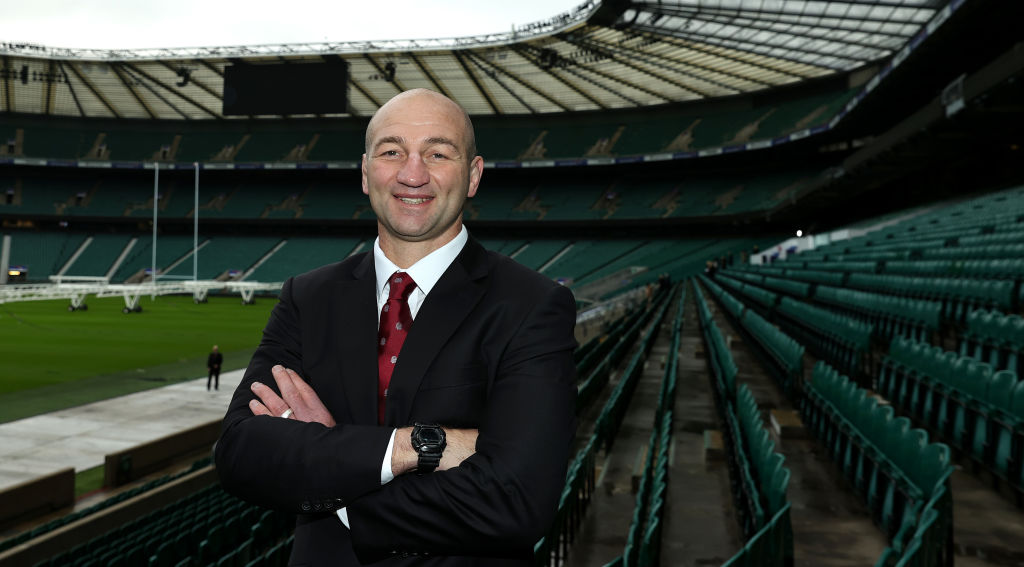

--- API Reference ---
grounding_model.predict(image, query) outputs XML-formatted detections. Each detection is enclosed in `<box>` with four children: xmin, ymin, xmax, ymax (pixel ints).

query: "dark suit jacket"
<box><xmin>208</xmin><ymin>352</ymin><xmax>223</xmax><ymax>370</ymax></box>
<box><xmin>215</xmin><ymin>237</ymin><xmax>577</xmax><ymax>566</ymax></box>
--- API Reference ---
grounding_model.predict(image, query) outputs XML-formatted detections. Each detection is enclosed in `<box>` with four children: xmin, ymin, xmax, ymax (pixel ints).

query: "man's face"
<box><xmin>362</xmin><ymin>92</ymin><xmax>482</xmax><ymax>252</ymax></box>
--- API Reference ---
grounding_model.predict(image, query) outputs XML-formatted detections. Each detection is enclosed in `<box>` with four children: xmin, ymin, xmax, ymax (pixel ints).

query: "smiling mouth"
<box><xmin>397</xmin><ymin>197</ymin><xmax>433</xmax><ymax>205</ymax></box>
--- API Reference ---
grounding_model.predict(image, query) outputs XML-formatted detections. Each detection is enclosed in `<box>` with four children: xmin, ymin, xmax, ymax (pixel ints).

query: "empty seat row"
<box><xmin>694</xmin><ymin>282</ymin><xmax>794</xmax><ymax>566</ymax></box>
<box><xmin>802</xmin><ymin>362</ymin><xmax>954</xmax><ymax>566</ymax></box>
<box><xmin>960</xmin><ymin>309</ymin><xmax>1024</xmax><ymax>376</ymax></box>
<box><xmin>776</xmin><ymin>296</ymin><xmax>875</xmax><ymax>378</ymax></box>
<box><xmin>701</xmin><ymin>275</ymin><xmax>804</xmax><ymax>396</ymax></box>
<box><xmin>879</xmin><ymin>336</ymin><xmax>1024</xmax><ymax>498</ymax></box>
<box><xmin>619</xmin><ymin>298</ymin><xmax>683</xmax><ymax>567</ymax></box>
<box><xmin>846</xmin><ymin>273</ymin><xmax>1016</xmax><ymax>318</ymax></box>
<box><xmin>887</xmin><ymin>257</ymin><xmax>1024</xmax><ymax>279</ymax></box>
<box><xmin>814</xmin><ymin>285</ymin><xmax>941</xmax><ymax>342</ymax></box>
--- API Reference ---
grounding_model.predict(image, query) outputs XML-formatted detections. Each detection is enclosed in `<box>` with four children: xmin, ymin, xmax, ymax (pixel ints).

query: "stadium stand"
<box><xmin>110</xmin><ymin>235</ymin><xmax>203</xmax><ymax>282</ymax></box>
<box><xmin>3</xmin><ymin>2</ymin><xmax>1024</xmax><ymax>565</ymax></box>
<box><xmin>60</xmin><ymin>234</ymin><xmax>133</xmax><ymax>277</ymax></box>
<box><xmin>244</xmin><ymin>237</ymin><xmax>364</xmax><ymax>282</ymax></box>
<box><xmin>6</xmin><ymin>232</ymin><xmax>88</xmax><ymax>282</ymax></box>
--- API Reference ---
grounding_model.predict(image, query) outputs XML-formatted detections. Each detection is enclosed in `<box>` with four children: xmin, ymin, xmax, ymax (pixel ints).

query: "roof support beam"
<box><xmin>348</xmin><ymin>77</ymin><xmax>383</xmax><ymax>113</ymax></box>
<box><xmin>630</xmin><ymin>26</ymin><xmax>816</xmax><ymax>79</ymax></box>
<box><xmin>462</xmin><ymin>51</ymin><xmax>537</xmax><ymax>113</ymax></box>
<box><xmin>558</xmin><ymin>33</ymin><xmax>714</xmax><ymax>98</ymax></box>
<box><xmin>3</xmin><ymin>56</ymin><xmax>12</xmax><ymax>113</ymax></box>
<box><xmin>54</xmin><ymin>62</ymin><xmax>86</xmax><ymax>116</ymax></box>
<box><xmin>468</xmin><ymin>52</ymin><xmax>570</xmax><ymax>112</ymax></box>
<box><xmin>665</xmin><ymin>25</ymin><xmax>869</xmax><ymax>67</ymax></box>
<box><xmin>159</xmin><ymin>60</ymin><xmax>221</xmax><ymax>105</ymax></box>
<box><xmin>689</xmin><ymin>12</ymin><xmax>912</xmax><ymax>49</ymax></box>
<box><xmin>111</xmin><ymin>63</ymin><xmax>157</xmax><ymax>118</ymax></box>
<box><xmin>65</xmin><ymin>62</ymin><xmax>120</xmax><ymax>118</ymax></box>
<box><xmin>513</xmin><ymin>45</ymin><xmax>608</xmax><ymax>110</ymax></box>
<box><xmin>636</xmin><ymin>2</ymin><xmax>933</xmax><ymax>26</ymax></box>
<box><xmin>452</xmin><ymin>50</ymin><xmax>499</xmax><ymax>114</ymax></box>
<box><xmin>599</xmin><ymin>29</ymin><xmax>772</xmax><ymax>90</ymax></box>
<box><xmin>43</xmin><ymin>60</ymin><xmax>56</xmax><ymax>115</ymax></box>
<box><xmin>363</xmin><ymin>53</ymin><xmax>406</xmax><ymax>95</ymax></box>
<box><xmin>405</xmin><ymin>53</ymin><xmax>454</xmax><ymax>100</ymax></box>
<box><xmin>126</xmin><ymin>63</ymin><xmax>220</xmax><ymax>119</ymax></box>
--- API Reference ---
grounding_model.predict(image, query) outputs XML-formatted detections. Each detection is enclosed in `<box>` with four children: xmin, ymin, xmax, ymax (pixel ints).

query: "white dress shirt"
<box><xmin>337</xmin><ymin>226</ymin><xmax>469</xmax><ymax>528</ymax></box>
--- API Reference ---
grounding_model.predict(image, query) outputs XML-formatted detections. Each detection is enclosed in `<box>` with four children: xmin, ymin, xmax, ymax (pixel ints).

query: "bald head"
<box><xmin>365</xmin><ymin>89</ymin><xmax>477</xmax><ymax>158</ymax></box>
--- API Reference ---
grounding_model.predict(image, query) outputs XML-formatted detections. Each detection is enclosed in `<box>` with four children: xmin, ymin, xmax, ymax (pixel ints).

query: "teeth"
<box><xmin>399</xmin><ymin>197</ymin><xmax>430</xmax><ymax>204</ymax></box>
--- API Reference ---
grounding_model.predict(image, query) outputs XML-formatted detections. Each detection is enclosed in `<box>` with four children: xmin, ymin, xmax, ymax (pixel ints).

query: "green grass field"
<box><xmin>0</xmin><ymin>294</ymin><xmax>276</xmax><ymax>423</ymax></box>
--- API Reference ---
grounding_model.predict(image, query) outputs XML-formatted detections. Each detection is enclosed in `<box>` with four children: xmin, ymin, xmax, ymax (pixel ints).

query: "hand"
<box><xmin>248</xmin><ymin>365</ymin><xmax>336</xmax><ymax>427</ymax></box>
<box><xmin>392</xmin><ymin>427</ymin><xmax>478</xmax><ymax>476</ymax></box>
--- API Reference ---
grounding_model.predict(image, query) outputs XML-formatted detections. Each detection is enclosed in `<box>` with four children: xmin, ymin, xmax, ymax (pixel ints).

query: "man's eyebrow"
<box><xmin>425</xmin><ymin>137</ymin><xmax>460</xmax><ymax>151</ymax></box>
<box><xmin>372</xmin><ymin>136</ymin><xmax>404</xmax><ymax>151</ymax></box>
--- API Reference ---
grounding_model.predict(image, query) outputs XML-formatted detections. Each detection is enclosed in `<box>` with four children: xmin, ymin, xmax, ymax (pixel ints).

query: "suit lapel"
<box><xmin>386</xmin><ymin>238</ymin><xmax>489</xmax><ymax>425</ymax></box>
<box><xmin>335</xmin><ymin>252</ymin><xmax>380</xmax><ymax>426</ymax></box>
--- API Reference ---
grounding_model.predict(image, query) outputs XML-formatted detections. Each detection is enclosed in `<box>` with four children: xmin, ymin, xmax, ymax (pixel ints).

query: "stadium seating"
<box><xmin>162</xmin><ymin>236</ymin><xmax>281</xmax><ymax>280</ymax></box>
<box><xmin>245</xmin><ymin>237</ymin><xmax>364</xmax><ymax>282</ymax></box>
<box><xmin>61</xmin><ymin>234</ymin><xmax>133</xmax><ymax>277</ymax></box>
<box><xmin>36</xmin><ymin>484</ymin><xmax>295</xmax><ymax>567</ymax></box>
<box><xmin>538</xmin><ymin>285</ymin><xmax>675</xmax><ymax>567</ymax></box>
<box><xmin>7</xmin><ymin>232</ymin><xmax>88</xmax><ymax>282</ymax></box>
<box><xmin>111</xmin><ymin>235</ymin><xmax>201</xmax><ymax>282</ymax></box>
<box><xmin>701</xmin><ymin>275</ymin><xmax>804</xmax><ymax>397</ymax></box>
<box><xmin>802</xmin><ymin>361</ymin><xmax>954</xmax><ymax>566</ymax></box>
<box><xmin>879</xmin><ymin>336</ymin><xmax>1024</xmax><ymax>499</ymax></box>
<box><xmin>693</xmin><ymin>282</ymin><xmax>794</xmax><ymax>566</ymax></box>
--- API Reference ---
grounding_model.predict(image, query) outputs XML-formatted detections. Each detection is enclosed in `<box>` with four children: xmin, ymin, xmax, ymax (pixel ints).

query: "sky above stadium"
<box><xmin>3</xmin><ymin>0</ymin><xmax>587</xmax><ymax>49</ymax></box>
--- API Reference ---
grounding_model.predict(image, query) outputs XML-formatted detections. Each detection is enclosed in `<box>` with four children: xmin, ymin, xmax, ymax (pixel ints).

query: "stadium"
<box><xmin>1</xmin><ymin>0</ymin><xmax>1024</xmax><ymax>565</ymax></box>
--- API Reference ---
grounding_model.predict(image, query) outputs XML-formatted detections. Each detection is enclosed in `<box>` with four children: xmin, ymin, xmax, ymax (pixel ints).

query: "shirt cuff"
<box><xmin>337</xmin><ymin>429</ymin><xmax>397</xmax><ymax>530</ymax></box>
<box><xmin>381</xmin><ymin>428</ymin><xmax>397</xmax><ymax>484</ymax></box>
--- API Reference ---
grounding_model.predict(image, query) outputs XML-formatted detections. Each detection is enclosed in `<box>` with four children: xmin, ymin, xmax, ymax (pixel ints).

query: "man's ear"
<box><xmin>466</xmin><ymin>155</ymin><xmax>483</xmax><ymax>198</ymax></box>
<box><xmin>361</xmin><ymin>154</ymin><xmax>369</xmax><ymax>195</ymax></box>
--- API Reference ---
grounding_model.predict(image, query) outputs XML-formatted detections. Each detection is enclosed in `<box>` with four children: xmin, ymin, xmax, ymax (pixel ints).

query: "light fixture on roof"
<box><xmin>175</xmin><ymin>67</ymin><xmax>192</xmax><ymax>87</ymax></box>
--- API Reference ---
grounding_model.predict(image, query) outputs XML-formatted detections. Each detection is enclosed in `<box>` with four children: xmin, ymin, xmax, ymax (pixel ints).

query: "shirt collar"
<box><xmin>373</xmin><ymin>225</ymin><xmax>469</xmax><ymax>299</ymax></box>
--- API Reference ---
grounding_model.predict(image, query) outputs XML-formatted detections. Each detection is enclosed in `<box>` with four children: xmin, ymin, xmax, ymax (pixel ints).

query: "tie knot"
<box><xmin>388</xmin><ymin>271</ymin><xmax>417</xmax><ymax>300</ymax></box>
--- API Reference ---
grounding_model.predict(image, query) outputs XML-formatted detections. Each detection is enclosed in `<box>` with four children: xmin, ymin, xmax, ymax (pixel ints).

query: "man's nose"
<box><xmin>397</xmin><ymin>154</ymin><xmax>429</xmax><ymax>187</ymax></box>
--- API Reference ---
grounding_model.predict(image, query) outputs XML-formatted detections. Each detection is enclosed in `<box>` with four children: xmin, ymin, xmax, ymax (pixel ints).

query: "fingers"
<box><xmin>249</xmin><ymin>365</ymin><xmax>336</xmax><ymax>427</ymax></box>
<box><xmin>249</xmin><ymin>398</ymin><xmax>273</xmax><ymax>417</ymax></box>
<box><xmin>272</xmin><ymin>365</ymin><xmax>302</xmax><ymax>406</ymax></box>
<box><xmin>250</xmin><ymin>380</ymin><xmax>291</xmax><ymax>418</ymax></box>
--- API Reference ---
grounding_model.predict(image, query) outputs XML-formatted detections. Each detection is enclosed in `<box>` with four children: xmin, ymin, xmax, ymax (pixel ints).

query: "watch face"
<box><xmin>419</xmin><ymin>428</ymin><xmax>443</xmax><ymax>444</ymax></box>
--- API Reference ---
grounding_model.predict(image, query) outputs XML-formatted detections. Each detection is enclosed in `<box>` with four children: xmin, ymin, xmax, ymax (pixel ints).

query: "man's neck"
<box><xmin>378</xmin><ymin>224</ymin><xmax>463</xmax><ymax>269</ymax></box>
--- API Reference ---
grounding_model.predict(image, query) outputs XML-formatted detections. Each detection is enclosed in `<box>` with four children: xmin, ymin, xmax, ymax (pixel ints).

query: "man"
<box><xmin>207</xmin><ymin>345</ymin><xmax>222</xmax><ymax>391</ymax></box>
<box><xmin>215</xmin><ymin>89</ymin><xmax>577</xmax><ymax>566</ymax></box>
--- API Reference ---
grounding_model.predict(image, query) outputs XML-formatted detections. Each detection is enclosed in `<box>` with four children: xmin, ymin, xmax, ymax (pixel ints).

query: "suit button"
<box><xmin>324</xmin><ymin>500</ymin><xmax>335</xmax><ymax>510</ymax></box>
<box><xmin>301</xmin><ymin>502</ymin><xmax>312</xmax><ymax>512</ymax></box>
<box><xmin>334</xmin><ymin>498</ymin><xmax>344</xmax><ymax>507</ymax></box>
<box><xmin>313</xmin><ymin>502</ymin><xmax>323</xmax><ymax>511</ymax></box>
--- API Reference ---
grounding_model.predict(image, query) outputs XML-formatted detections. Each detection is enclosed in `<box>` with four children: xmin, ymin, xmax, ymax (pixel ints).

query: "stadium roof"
<box><xmin>0</xmin><ymin>0</ymin><xmax>949</xmax><ymax>119</ymax></box>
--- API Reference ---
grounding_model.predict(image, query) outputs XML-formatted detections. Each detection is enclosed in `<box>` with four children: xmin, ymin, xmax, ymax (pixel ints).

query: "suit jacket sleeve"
<box><xmin>346</xmin><ymin>282</ymin><xmax>578</xmax><ymax>562</ymax></box>
<box><xmin>215</xmin><ymin>275</ymin><xmax>393</xmax><ymax>513</ymax></box>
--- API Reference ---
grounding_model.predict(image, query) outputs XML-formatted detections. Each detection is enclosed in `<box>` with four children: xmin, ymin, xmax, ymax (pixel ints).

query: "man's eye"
<box><xmin>381</xmin><ymin>150</ymin><xmax>400</xmax><ymax>157</ymax></box>
<box><xmin>431</xmin><ymin>153</ymin><xmax>448</xmax><ymax>160</ymax></box>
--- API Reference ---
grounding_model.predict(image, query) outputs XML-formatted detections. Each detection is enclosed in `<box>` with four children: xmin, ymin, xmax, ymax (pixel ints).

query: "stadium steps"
<box><xmin>659</xmin><ymin>285</ymin><xmax>744</xmax><ymax>564</ymax></box>
<box><xmin>696</xmin><ymin>277</ymin><xmax>891</xmax><ymax>566</ymax></box>
<box><xmin>558</xmin><ymin>288</ymin><xmax>678</xmax><ymax>567</ymax></box>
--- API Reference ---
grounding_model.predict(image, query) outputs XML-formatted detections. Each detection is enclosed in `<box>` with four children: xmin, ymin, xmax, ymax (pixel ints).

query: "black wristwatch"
<box><xmin>411</xmin><ymin>423</ymin><xmax>446</xmax><ymax>474</ymax></box>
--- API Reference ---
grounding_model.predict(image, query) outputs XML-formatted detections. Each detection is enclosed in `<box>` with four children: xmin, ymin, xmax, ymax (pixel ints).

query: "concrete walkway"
<box><xmin>0</xmin><ymin>369</ymin><xmax>245</xmax><ymax>492</ymax></box>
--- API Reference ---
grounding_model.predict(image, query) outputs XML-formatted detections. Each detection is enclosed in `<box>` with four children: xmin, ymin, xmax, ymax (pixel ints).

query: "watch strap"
<box><xmin>417</xmin><ymin>452</ymin><xmax>441</xmax><ymax>473</ymax></box>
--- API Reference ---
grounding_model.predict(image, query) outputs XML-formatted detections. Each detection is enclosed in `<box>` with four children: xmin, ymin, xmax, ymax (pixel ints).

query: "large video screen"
<box><xmin>222</xmin><ymin>61</ymin><xmax>348</xmax><ymax>116</ymax></box>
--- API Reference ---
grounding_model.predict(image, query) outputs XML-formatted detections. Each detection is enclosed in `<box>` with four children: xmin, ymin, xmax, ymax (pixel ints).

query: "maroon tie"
<box><xmin>378</xmin><ymin>271</ymin><xmax>417</xmax><ymax>424</ymax></box>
